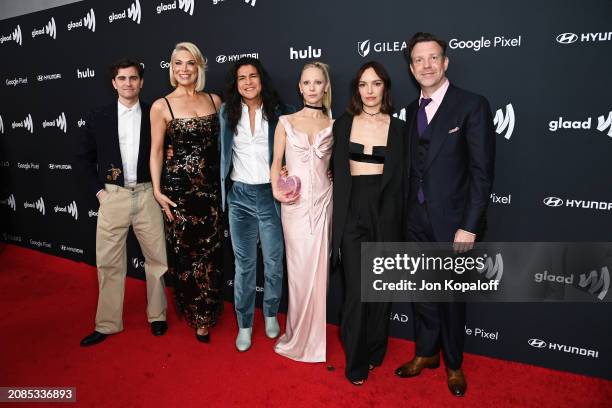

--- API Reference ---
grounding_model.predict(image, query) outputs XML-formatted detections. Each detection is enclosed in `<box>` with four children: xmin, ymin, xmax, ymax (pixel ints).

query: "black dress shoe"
<box><xmin>195</xmin><ymin>330</ymin><xmax>210</xmax><ymax>343</ymax></box>
<box><xmin>151</xmin><ymin>321</ymin><xmax>168</xmax><ymax>336</ymax></box>
<box><xmin>80</xmin><ymin>331</ymin><xmax>107</xmax><ymax>347</ymax></box>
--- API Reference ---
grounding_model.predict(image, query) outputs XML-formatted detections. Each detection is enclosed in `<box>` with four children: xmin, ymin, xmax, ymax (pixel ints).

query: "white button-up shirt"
<box><xmin>117</xmin><ymin>100</ymin><xmax>141</xmax><ymax>187</ymax></box>
<box><xmin>230</xmin><ymin>103</ymin><xmax>270</xmax><ymax>184</ymax></box>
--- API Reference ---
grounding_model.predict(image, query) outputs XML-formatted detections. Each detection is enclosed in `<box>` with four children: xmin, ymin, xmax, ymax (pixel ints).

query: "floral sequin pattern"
<box><xmin>162</xmin><ymin>114</ymin><xmax>224</xmax><ymax>329</ymax></box>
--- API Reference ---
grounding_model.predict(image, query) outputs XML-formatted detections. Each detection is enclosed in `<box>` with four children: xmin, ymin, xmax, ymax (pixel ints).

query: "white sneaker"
<box><xmin>264</xmin><ymin>316</ymin><xmax>280</xmax><ymax>339</ymax></box>
<box><xmin>236</xmin><ymin>327</ymin><xmax>252</xmax><ymax>352</ymax></box>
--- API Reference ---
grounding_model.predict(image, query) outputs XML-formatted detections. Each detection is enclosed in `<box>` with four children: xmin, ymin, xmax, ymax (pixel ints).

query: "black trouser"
<box><xmin>340</xmin><ymin>175</ymin><xmax>391</xmax><ymax>381</ymax></box>
<box><xmin>405</xmin><ymin>199</ymin><xmax>466</xmax><ymax>370</ymax></box>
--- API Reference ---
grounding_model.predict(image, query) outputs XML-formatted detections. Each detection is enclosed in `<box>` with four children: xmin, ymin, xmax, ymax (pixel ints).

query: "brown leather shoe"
<box><xmin>446</xmin><ymin>368</ymin><xmax>467</xmax><ymax>397</ymax></box>
<box><xmin>394</xmin><ymin>355</ymin><xmax>440</xmax><ymax>378</ymax></box>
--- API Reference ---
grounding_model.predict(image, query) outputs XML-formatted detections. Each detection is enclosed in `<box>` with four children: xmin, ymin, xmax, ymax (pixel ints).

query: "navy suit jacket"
<box><xmin>76</xmin><ymin>101</ymin><xmax>152</xmax><ymax>198</ymax></box>
<box><xmin>406</xmin><ymin>84</ymin><xmax>495</xmax><ymax>241</ymax></box>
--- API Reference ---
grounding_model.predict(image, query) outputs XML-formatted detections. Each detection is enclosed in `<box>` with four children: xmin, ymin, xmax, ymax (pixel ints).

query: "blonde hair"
<box><xmin>169</xmin><ymin>42</ymin><xmax>207</xmax><ymax>91</ymax></box>
<box><xmin>301</xmin><ymin>61</ymin><xmax>332</xmax><ymax>117</ymax></box>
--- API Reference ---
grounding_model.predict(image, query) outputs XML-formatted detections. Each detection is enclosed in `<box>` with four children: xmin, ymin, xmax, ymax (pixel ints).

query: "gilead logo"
<box><xmin>357</xmin><ymin>39</ymin><xmax>406</xmax><ymax>57</ymax></box>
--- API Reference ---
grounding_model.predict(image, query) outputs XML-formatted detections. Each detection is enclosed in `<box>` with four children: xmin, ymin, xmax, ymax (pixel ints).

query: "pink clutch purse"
<box><xmin>277</xmin><ymin>175</ymin><xmax>301</xmax><ymax>197</ymax></box>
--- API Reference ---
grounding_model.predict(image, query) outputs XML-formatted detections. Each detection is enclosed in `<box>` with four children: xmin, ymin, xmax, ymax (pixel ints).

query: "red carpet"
<box><xmin>0</xmin><ymin>244</ymin><xmax>610</xmax><ymax>407</ymax></box>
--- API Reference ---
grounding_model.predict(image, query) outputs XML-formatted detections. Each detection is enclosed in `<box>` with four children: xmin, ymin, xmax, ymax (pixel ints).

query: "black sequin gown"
<box><xmin>162</xmin><ymin>110</ymin><xmax>224</xmax><ymax>329</ymax></box>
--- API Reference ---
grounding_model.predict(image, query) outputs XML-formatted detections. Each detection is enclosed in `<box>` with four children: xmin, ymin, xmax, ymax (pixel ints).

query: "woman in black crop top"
<box><xmin>331</xmin><ymin>61</ymin><xmax>408</xmax><ymax>385</ymax></box>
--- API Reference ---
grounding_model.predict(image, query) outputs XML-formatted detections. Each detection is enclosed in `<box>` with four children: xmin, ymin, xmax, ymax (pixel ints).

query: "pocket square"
<box><xmin>448</xmin><ymin>127</ymin><xmax>460</xmax><ymax>134</ymax></box>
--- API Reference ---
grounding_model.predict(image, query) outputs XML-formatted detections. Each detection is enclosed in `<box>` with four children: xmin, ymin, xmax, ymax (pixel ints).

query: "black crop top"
<box><xmin>349</xmin><ymin>141</ymin><xmax>386</xmax><ymax>164</ymax></box>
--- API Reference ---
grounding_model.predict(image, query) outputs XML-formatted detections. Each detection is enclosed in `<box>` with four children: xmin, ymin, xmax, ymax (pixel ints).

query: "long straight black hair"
<box><xmin>223</xmin><ymin>57</ymin><xmax>282</xmax><ymax>133</ymax></box>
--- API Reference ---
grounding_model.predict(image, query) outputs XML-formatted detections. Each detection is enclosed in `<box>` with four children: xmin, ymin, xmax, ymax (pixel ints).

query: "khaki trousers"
<box><xmin>94</xmin><ymin>182</ymin><xmax>167</xmax><ymax>334</ymax></box>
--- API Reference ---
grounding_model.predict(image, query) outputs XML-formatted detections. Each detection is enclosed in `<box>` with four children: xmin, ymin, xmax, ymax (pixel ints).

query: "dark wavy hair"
<box><xmin>223</xmin><ymin>57</ymin><xmax>281</xmax><ymax>133</ymax></box>
<box><xmin>347</xmin><ymin>60</ymin><xmax>393</xmax><ymax>115</ymax></box>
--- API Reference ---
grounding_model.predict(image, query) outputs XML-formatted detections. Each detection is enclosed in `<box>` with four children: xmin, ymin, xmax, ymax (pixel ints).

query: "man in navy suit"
<box><xmin>77</xmin><ymin>59</ymin><xmax>168</xmax><ymax>346</ymax></box>
<box><xmin>395</xmin><ymin>33</ymin><xmax>495</xmax><ymax>396</ymax></box>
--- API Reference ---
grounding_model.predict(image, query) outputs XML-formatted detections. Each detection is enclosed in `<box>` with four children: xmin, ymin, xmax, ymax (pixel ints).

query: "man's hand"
<box><xmin>97</xmin><ymin>190</ymin><xmax>108</xmax><ymax>204</ymax></box>
<box><xmin>453</xmin><ymin>229</ymin><xmax>476</xmax><ymax>253</ymax></box>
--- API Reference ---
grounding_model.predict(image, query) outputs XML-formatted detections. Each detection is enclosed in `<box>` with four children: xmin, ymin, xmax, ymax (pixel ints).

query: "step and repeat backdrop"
<box><xmin>1</xmin><ymin>0</ymin><xmax>611</xmax><ymax>379</ymax></box>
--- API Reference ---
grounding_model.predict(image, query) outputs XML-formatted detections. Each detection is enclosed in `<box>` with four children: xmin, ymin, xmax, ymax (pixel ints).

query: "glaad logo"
<box><xmin>109</xmin><ymin>0</ymin><xmax>141</xmax><ymax>24</ymax></box>
<box><xmin>32</xmin><ymin>17</ymin><xmax>56</xmax><ymax>39</ymax></box>
<box><xmin>556</xmin><ymin>32</ymin><xmax>612</xmax><ymax>45</ymax></box>
<box><xmin>12</xmin><ymin>114</ymin><xmax>34</xmax><ymax>133</ymax></box>
<box><xmin>549</xmin><ymin>112</ymin><xmax>612</xmax><ymax>139</ymax></box>
<box><xmin>596</xmin><ymin>111</ymin><xmax>612</xmax><ymax>137</ymax></box>
<box><xmin>477</xmin><ymin>253</ymin><xmax>504</xmax><ymax>282</ymax></box>
<box><xmin>493</xmin><ymin>103</ymin><xmax>515</xmax><ymax>140</ymax></box>
<box><xmin>42</xmin><ymin>112</ymin><xmax>67</xmax><ymax>133</ymax></box>
<box><xmin>132</xmin><ymin>257</ymin><xmax>145</xmax><ymax>269</ymax></box>
<box><xmin>77</xmin><ymin>118</ymin><xmax>86</xmax><ymax>127</ymax></box>
<box><xmin>156</xmin><ymin>0</ymin><xmax>194</xmax><ymax>15</ymax></box>
<box><xmin>528</xmin><ymin>337</ymin><xmax>599</xmax><ymax>358</ymax></box>
<box><xmin>579</xmin><ymin>267</ymin><xmax>610</xmax><ymax>301</ymax></box>
<box><xmin>449</xmin><ymin>35</ymin><xmax>522</xmax><ymax>51</ymax></box>
<box><xmin>289</xmin><ymin>46</ymin><xmax>321</xmax><ymax>60</ymax></box>
<box><xmin>37</xmin><ymin>73</ymin><xmax>62</xmax><ymax>82</ymax></box>
<box><xmin>68</xmin><ymin>8</ymin><xmax>96</xmax><ymax>32</ymax></box>
<box><xmin>543</xmin><ymin>196</ymin><xmax>612</xmax><ymax>211</ymax></box>
<box><xmin>390</xmin><ymin>312</ymin><xmax>409</xmax><ymax>323</ymax></box>
<box><xmin>0</xmin><ymin>114</ymin><xmax>3</xmax><ymax>134</ymax></box>
<box><xmin>0</xmin><ymin>25</ymin><xmax>22</xmax><ymax>46</ymax></box>
<box><xmin>54</xmin><ymin>200</ymin><xmax>78</xmax><ymax>220</ymax></box>
<box><xmin>215</xmin><ymin>52</ymin><xmax>259</xmax><ymax>64</ymax></box>
<box><xmin>88</xmin><ymin>209</ymin><xmax>98</xmax><ymax>217</ymax></box>
<box><xmin>24</xmin><ymin>197</ymin><xmax>45</xmax><ymax>215</ymax></box>
<box><xmin>357</xmin><ymin>39</ymin><xmax>406</xmax><ymax>57</ymax></box>
<box><xmin>1</xmin><ymin>194</ymin><xmax>16</xmax><ymax>211</ymax></box>
<box><xmin>77</xmin><ymin>68</ymin><xmax>95</xmax><ymax>79</ymax></box>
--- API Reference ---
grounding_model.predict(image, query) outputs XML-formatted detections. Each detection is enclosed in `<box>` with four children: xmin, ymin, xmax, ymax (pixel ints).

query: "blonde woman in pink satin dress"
<box><xmin>270</xmin><ymin>62</ymin><xmax>334</xmax><ymax>362</ymax></box>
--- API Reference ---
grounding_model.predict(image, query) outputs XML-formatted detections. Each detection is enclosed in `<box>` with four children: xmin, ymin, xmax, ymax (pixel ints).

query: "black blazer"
<box><xmin>405</xmin><ymin>84</ymin><xmax>495</xmax><ymax>242</ymax></box>
<box><xmin>331</xmin><ymin>112</ymin><xmax>408</xmax><ymax>266</ymax></box>
<box><xmin>76</xmin><ymin>101</ymin><xmax>153</xmax><ymax>197</ymax></box>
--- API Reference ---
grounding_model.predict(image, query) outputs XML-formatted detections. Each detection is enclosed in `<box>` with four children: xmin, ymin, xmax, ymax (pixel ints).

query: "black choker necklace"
<box><xmin>305</xmin><ymin>103</ymin><xmax>326</xmax><ymax>112</ymax></box>
<box><xmin>362</xmin><ymin>108</ymin><xmax>381</xmax><ymax>116</ymax></box>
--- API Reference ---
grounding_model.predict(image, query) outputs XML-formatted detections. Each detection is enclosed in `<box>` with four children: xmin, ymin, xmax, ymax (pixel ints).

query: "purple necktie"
<box><xmin>417</xmin><ymin>97</ymin><xmax>432</xmax><ymax>137</ymax></box>
<box><xmin>417</xmin><ymin>98</ymin><xmax>432</xmax><ymax>204</ymax></box>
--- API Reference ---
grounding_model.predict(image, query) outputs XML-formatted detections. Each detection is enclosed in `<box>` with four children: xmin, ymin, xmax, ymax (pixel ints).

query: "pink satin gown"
<box><xmin>274</xmin><ymin>115</ymin><xmax>333</xmax><ymax>362</ymax></box>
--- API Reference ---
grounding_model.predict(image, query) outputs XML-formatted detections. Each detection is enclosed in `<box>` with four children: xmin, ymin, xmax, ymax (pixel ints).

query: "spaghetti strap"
<box><xmin>208</xmin><ymin>93</ymin><xmax>218</xmax><ymax>113</ymax></box>
<box><xmin>163</xmin><ymin>97</ymin><xmax>175</xmax><ymax>119</ymax></box>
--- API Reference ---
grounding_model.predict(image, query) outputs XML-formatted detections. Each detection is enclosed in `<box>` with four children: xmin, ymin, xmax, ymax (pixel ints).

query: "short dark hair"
<box><xmin>407</xmin><ymin>32</ymin><xmax>447</xmax><ymax>62</ymax></box>
<box><xmin>347</xmin><ymin>60</ymin><xmax>393</xmax><ymax>116</ymax></box>
<box><xmin>109</xmin><ymin>58</ymin><xmax>144</xmax><ymax>79</ymax></box>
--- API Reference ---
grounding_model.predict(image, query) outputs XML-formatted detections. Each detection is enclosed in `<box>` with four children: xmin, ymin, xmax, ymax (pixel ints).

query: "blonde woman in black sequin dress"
<box><xmin>150</xmin><ymin>42</ymin><xmax>223</xmax><ymax>343</ymax></box>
